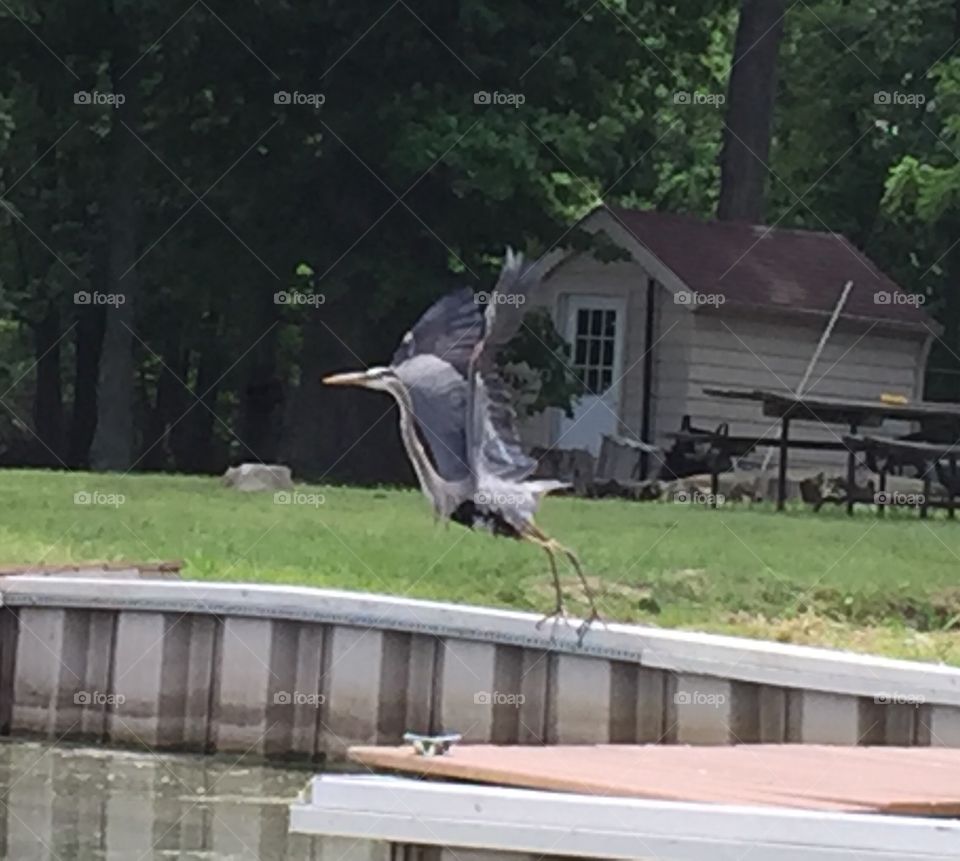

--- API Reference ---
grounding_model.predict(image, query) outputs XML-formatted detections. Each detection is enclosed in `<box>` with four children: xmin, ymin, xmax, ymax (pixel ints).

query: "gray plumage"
<box><xmin>324</xmin><ymin>248</ymin><xmax>600</xmax><ymax>634</ymax></box>
<box><xmin>387</xmin><ymin>249</ymin><xmax>563</xmax><ymax>530</ymax></box>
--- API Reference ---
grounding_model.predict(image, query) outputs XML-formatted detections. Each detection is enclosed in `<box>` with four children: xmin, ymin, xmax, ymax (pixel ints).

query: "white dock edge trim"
<box><xmin>3</xmin><ymin>575</ymin><xmax>960</xmax><ymax>705</ymax></box>
<box><xmin>289</xmin><ymin>775</ymin><xmax>960</xmax><ymax>861</ymax></box>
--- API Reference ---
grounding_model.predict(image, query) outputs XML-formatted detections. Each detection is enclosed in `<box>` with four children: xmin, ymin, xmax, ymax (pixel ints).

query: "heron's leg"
<box><xmin>522</xmin><ymin>535</ymin><xmax>569</xmax><ymax>637</ymax></box>
<box><xmin>542</xmin><ymin>538</ymin><xmax>602</xmax><ymax>644</ymax></box>
<box><xmin>524</xmin><ymin>525</ymin><xmax>599</xmax><ymax>642</ymax></box>
<box><xmin>553</xmin><ymin>541</ymin><xmax>600</xmax><ymax>615</ymax></box>
<box><xmin>532</xmin><ymin>541</ymin><xmax>567</xmax><ymax>633</ymax></box>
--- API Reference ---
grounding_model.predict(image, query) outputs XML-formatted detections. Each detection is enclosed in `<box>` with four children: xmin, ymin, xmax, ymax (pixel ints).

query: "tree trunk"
<box><xmin>31</xmin><ymin>304</ymin><xmax>63</xmax><ymax>465</ymax></box>
<box><xmin>717</xmin><ymin>0</ymin><xmax>788</xmax><ymax>223</ymax></box>
<box><xmin>139</xmin><ymin>335</ymin><xmax>184</xmax><ymax>471</ymax></box>
<box><xmin>89</xmin><ymin>42</ymin><xmax>143</xmax><ymax>471</ymax></box>
<box><xmin>174</xmin><ymin>346</ymin><xmax>224</xmax><ymax>474</ymax></box>
<box><xmin>68</xmin><ymin>304</ymin><xmax>105</xmax><ymax>467</ymax></box>
<box><xmin>239</xmin><ymin>296</ymin><xmax>282</xmax><ymax>462</ymax></box>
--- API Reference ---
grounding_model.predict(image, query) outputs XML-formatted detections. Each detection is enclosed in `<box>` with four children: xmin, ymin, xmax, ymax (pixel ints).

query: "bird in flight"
<box><xmin>324</xmin><ymin>249</ymin><xmax>600</xmax><ymax>637</ymax></box>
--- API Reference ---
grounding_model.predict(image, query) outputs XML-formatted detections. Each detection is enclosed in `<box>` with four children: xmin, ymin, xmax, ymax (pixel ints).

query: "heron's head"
<box><xmin>323</xmin><ymin>366</ymin><xmax>397</xmax><ymax>393</ymax></box>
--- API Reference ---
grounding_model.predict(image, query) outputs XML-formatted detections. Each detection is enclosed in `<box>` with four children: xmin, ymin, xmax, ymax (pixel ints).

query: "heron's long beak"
<box><xmin>323</xmin><ymin>370</ymin><xmax>372</xmax><ymax>387</ymax></box>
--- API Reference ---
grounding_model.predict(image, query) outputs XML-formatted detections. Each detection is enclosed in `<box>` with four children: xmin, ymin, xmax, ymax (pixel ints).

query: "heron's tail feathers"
<box><xmin>492</xmin><ymin>247</ymin><xmax>539</xmax><ymax>305</ymax></box>
<box><xmin>527</xmin><ymin>479</ymin><xmax>570</xmax><ymax>497</ymax></box>
<box><xmin>481</xmin><ymin>248</ymin><xmax>541</xmax><ymax>351</ymax></box>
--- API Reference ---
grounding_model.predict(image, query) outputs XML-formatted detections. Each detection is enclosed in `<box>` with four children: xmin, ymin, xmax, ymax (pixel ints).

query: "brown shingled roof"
<box><xmin>606</xmin><ymin>206</ymin><xmax>933</xmax><ymax>329</ymax></box>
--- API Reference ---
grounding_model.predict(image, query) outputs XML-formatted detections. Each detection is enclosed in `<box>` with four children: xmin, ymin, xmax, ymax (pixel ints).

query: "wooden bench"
<box><xmin>844</xmin><ymin>434</ymin><xmax>960</xmax><ymax>518</ymax></box>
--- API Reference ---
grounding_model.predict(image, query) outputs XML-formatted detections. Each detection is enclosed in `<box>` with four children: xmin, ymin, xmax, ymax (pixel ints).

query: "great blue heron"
<box><xmin>324</xmin><ymin>249</ymin><xmax>600</xmax><ymax>635</ymax></box>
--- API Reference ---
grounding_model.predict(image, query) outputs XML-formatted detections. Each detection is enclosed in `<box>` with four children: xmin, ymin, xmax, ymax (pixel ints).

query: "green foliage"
<box><xmin>5</xmin><ymin>0</ymin><xmax>960</xmax><ymax>465</ymax></box>
<box><xmin>498</xmin><ymin>308</ymin><xmax>583</xmax><ymax>417</ymax></box>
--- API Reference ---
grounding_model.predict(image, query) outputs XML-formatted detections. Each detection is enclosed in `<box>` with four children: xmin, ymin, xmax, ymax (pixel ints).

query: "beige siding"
<box><xmin>651</xmin><ymin>294</ymin><xmax>692</xmax><ymax>450</ymax></box>
<box><xmin>519</xmin><ymin>246</ymin><xmax>928</xmax><ymax>475</ymax></box>
<box><xmin>680</xmin><ymin>312</ymin><xmax>928</xmax><ymax>468</ymax></box>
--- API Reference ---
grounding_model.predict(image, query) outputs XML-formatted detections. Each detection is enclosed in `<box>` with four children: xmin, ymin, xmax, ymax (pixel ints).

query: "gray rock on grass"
<box><xmin>222</xmin><ymin>463</ymin><xmax>294</xmax><ymax>492</ymax></box>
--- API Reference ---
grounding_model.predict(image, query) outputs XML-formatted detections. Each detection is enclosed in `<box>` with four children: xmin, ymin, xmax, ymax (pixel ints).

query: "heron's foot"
<box><xmin>575</xmin><ymin>607</ymin><xmax>603</xmax><ymax>645</ymax></box>
<box><xmin>535</xmin><ymin>603</ymin><xmax>569</xmax><ymax>637</ymax></box>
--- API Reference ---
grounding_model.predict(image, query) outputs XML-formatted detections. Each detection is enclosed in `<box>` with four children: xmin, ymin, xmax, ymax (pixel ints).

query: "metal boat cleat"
<box><xmin>403</xmin><ymin>732</ymin><xmax>462</xmax><ymax>757</ymax></box>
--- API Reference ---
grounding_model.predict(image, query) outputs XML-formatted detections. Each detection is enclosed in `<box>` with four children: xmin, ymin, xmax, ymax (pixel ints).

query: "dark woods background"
<box><xmin>2</xmin><ymin>0</ymin><xmax>960</xmax><ymax>483</ymax></box>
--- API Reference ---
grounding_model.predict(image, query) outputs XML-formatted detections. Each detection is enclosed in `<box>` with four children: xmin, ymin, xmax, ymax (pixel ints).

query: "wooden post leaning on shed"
<box><xmin>762</xmin><ymin>280</ymin><xmax>854</xmax><ymax>509</ymax></box>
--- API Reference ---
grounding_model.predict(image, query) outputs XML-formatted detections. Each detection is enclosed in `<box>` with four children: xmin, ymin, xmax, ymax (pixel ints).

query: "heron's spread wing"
<box><xmin>394</xmin><ymin>354</ymin><xmax>471</xmax><ymax>482</ymax></box>
<box><xmin>467</xmin><ymin>249</ymin><xmax>540</xmax><ymax>482</ymax></box>
<box><xmin>390</xmin><ymin>250</ymin><xmax>540</xmax><ymax>486</ymax></box>
<box><xmin>391</xmin><ymin>288</ymin><xmax>484</xmax><ymax>378</ymax></box>
<box><xmin>471</xmin><ymin>373</ymin><xmax>537</xmax><ymax>480</ymax></box>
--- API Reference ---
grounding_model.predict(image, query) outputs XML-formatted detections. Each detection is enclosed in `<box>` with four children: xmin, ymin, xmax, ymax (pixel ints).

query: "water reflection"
<box><xmin>0</xmin><ymin>740</ymin><xmax>321</xmax><ymax>860</ymax></box>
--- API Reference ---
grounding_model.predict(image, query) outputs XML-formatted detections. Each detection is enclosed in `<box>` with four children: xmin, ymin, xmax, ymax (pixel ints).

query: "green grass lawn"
<box><xmin>3</xmin><ymin>470</ymin><xmax>960</xmax><ymax>664</ymax></box>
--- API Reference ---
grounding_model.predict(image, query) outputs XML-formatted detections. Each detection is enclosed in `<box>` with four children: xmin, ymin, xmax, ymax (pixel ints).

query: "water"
<box><xmin>0</xmin><ymin>740</ymin><xmax>321</xmax><ymax>860</ymax></box>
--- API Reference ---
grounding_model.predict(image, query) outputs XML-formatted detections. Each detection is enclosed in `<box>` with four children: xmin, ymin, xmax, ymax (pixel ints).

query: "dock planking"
<box><xmin>348</xmin><ymin>743</ymin><xmax>960</xmax><ymax>816</ymax></box>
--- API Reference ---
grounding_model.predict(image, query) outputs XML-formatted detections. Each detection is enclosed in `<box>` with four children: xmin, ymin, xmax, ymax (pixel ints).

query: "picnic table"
<box><xmin>698</xmin><ymin>388</ymin><xmax>960</xmax><ymax>513</ymax></box>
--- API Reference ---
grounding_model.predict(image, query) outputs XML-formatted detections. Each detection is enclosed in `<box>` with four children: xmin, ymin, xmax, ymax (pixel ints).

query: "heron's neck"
<box><xmin>391</xmin><ymin>381</ymin><xmax>446</xmax><ymax>506</ymax></box>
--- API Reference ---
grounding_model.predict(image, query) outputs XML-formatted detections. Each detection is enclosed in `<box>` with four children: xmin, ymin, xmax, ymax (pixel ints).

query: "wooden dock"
<box><xmin>349</xmin><ymin>743</ymin><xmax>960</xmax><ymax>815</ymax></box>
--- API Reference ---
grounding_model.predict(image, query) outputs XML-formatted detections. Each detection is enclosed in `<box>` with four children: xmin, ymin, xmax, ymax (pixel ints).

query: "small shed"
<box><xmin>521</xmin><ymin>206</ymin><xmax>938</xmax><ymax>469</ymax></box>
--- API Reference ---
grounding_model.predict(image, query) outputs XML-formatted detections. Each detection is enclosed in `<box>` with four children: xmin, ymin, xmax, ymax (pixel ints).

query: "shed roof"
<box><xmin>605</xmin><ymin>206</ymin><xmax>934</xmax><ymax>330</ymax></box>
